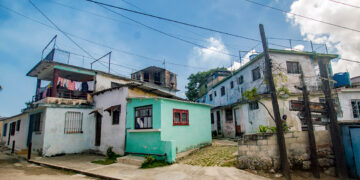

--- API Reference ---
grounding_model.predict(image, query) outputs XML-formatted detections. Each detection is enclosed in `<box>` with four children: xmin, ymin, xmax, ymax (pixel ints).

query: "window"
<box><xmin>249</xmin><ymin>102</ymin><xmax>259</xmax><ymax>110</ymax></box>
<box><xmin>10</xmin><ymin>122</ymin><xmax>16</xmax><ymax>136</ymax></box>
<box><xmin>211</xmin><ymin>113</ymin><xmax>214</xmax><ymax>124</ymax></box>
<box><xmin>286</xmin><ymin>61</ymin><xmax>300</xmax><ymax>74</ymax></box>
<box><xmin>238</xmin><ymin>76</ymin><xmax>244</xmax><ymax>85</ymax></box>
<box><xmin>230</xmin><ymin>81</ymin><xmax>234</xmax><ymax>89</ymax></box>
<box><xmin>135</xmin><ymin>105</ymin><xmax>153</xmax><ymax>129</ymax></box>
<box><xmin>214</xmin><ymin>91</ymin><xmax>217</xmax><ymax>97</ymax></box>
<box><xmin>33</xmin><ymin>113</ymin><xmax>42</xmax><ymax>133</ymax></box>
<box><xmin>225</xmin><ymin>109</ymin><xmax>233</xmax><ymax>122</ymax></box>
<box><xmin>154</xmin><ymin>72</ymin><xmax>161</xmax><ymax>85</ymax></box>
<box><xmin>112</xmin><ymin>110</ymin><xmax>120</xmax><ymax>125</ymax></box>
<box><xmin>16</xmin><ymin>120</ymin><xmax>21</xmax><ymax>131</ymax></box>
<box><xmin>351</xmin><ymin>100</ymin><xmax>360</xmax><ymax>118</ymax></box>
<box><xmin>252</xmin><ymin>67</ymin><xmax>261</xmax><ymax>81</ymax></box>
<box><xmin>64</xmin><ymin>112</ymin><xmax>83</xmax><ymax>134</ymax></box>
<box><xmin>2</xmin><ymin>123</ymin><xmax>7</xmax><ymax>136</ymax></box>
<box><xmin>221</xmin><ymin>86</ymin><xmax>225</xmax><ymax>96</ymax></box>
<box><xmin>173</xmin><ymin>109</ymin><xmax>189</xmax><ymax>125</ymax></box>
<box><xmin>209</xmin><ymin>94</ymin><xmax>213</xmax><ymax>101</ymax></box>
<box><xmin>143</xmin><ymin>72</ymin><xmax>150</xmax><ymax>82</ymax></box>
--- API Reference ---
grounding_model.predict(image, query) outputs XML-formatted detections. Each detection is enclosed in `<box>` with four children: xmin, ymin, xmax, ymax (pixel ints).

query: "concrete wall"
<box><xmin>41</xmin><ymin>107</ymin><xmax>94</xmax><ymax>156</ymax></box>
<box><xmin>30</xmin><ymin>109</ymin><xmax>46</xmax><ymax>154</ymax></box>
<box><xmin>92</xmin><ymin>88</ymin><xmax>129</xmax><ymax>155</ymax></box>
<box><xmin>0</xmin><ymin>113</ymin><xmax>29</xmax><ymax>151</ymax></box>
<box><xmin>160</xmin><ymin>98</ymin><xmax>212</xmax><ymax>154</ymax></box>
<box><xmin>337</xmin><ymin>88</ymin><xmax>360</xmax><ymax>121</ymax></box>
<box><xmin>95</xmin><ymin>73</ymin><xmax>129</xmax><ymax>92</ymax></box>
<box><xmin>126</xmin><ymin>98</ymin><xmax>212</xmax><ymax>162</ymax></box>
<box><xmin>237</xmin><ymin>130</ymin><xmax>335</xmax><ymax>175</ymax></box>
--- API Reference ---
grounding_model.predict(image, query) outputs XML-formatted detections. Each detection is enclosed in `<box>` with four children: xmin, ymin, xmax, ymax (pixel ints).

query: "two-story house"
<box><xmin>197</xmin><ymin>49</ymin><xmax>338</xmax><ymax>138</ymax></box>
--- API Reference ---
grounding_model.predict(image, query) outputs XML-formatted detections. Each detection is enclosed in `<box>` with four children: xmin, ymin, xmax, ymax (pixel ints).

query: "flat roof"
<box><xmin>127</xmin><ymin>97</ymin><xmax>212</xmax><ymax>107</ymax></box>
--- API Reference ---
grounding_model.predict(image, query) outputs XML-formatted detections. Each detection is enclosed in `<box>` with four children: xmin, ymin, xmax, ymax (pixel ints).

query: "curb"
<box><xmin>28</xmin><ymin>160</ymin><xmax>121</xmax><ymax>180</ymax></box>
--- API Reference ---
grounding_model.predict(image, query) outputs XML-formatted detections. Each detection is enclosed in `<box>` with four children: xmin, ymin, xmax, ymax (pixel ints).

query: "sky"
<box><xmin>0</xmin><ymin>0</ymin><xmax>359</xmax><ymax>117</ymax></box>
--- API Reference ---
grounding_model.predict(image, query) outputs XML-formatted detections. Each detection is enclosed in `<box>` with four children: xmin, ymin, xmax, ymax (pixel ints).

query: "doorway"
<box><xmin>216</xmin><ymin>111</ymin><xmax>221</xmax><ymax>135</ymax></box>
<box><xmin>95</xmin><ymin>113</ymin><xmax>102</xmax><ymax>146</ymax></box>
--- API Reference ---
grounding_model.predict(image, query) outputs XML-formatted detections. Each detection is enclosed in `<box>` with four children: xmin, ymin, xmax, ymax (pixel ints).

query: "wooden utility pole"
<box><xmin>318</xmin><ymin>59</ymin><xmax>348</xmax><ymax>178</ymax></box>
<box><xmin>259</xmin><ymin>24</ymin><xmax>291</xmax><ymax>180</ymax></box>
<box><xmin>300</xmin><ymin>67</ymin><xmax>320</xmax><ymax>178</ymax></box>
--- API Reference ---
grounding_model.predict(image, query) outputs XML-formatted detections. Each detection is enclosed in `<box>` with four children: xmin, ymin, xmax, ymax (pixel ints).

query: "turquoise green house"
<box><xmin>125</xmin><ymin>97</ymin><xmax>212</xmax><ymax>163</ymax></box>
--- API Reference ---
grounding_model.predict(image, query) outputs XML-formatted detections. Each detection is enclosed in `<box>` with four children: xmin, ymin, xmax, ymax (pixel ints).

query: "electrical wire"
<box><xmin>243</xmin><ymin>0</ymin><xmax>360</xmax><ymax>33</ymax></box>
<box><xmin>328</xmin><ymin>0</ymin><xmax>360</xmax><ymax>9</ymax></box>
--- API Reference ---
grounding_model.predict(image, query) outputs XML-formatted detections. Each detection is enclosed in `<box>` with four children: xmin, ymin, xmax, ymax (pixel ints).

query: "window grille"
<box><xmin>64</xmin><ymin>111</ymin><xmax>83</xmax><ymax>134</ymax></box>
<box><xmin>249</xmin><ymin>102</ymin><xmax>259</xmax><ymax>110</ymax></box>
<box><xmin>135</xmin><ymin>105</ymin><xmax>153</xmax><ymax>129</ymax></box>
<box><xmin>351</xmin><ymin>100</ymin><xmax>360</xmax><ymax>118</ymax></box>
<box><xmin>286</xmin><ymin>61</ymin><xmax>300</xmax><ymax>74</ymax></box>
<box><xmin>238</xmin><ymin>75</ymin><xmax>244</xmax><ymax>84</ymax></box>
<box><xmin>225</xmin><ymin>109</ymin><xmax>233</xmax><ymax>122</ymax></box>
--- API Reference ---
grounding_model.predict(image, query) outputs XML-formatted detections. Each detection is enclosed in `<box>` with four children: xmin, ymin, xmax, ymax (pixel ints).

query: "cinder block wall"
<box><xmin>237</xmin><ymin>130</ymin><xmax>335</xmax><ymax>175</ymax></box>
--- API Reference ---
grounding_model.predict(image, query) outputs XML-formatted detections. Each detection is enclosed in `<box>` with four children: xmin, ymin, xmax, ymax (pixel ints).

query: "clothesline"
<box><xmin>57</xmin><ymin>77</ymin><xmax>94</xmax><ymax>91</ymax></box>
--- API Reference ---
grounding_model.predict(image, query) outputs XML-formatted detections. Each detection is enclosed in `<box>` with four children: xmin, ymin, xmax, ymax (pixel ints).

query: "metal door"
<box><xmin>350</xmin><ymin>128</ymin><xmax>360</xmax><ymax>178</ymax></box>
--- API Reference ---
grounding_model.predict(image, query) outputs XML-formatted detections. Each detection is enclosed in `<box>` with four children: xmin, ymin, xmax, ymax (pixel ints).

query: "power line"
<box><xmin>328</xmin><ymin>0</ymin><xmax>360</xmax><ymax>9</ymax></box>
<box><xmin>97</xmin><ymin>4</ymin><xmax>239</xmax><ymax>58</ymax></box>
<box><xmin>29</xmin><ymin>0</ymin><xmax>124</xmax><ymax>75</ymax></box>
<box><xmin>243</xmin><ymin>0</ymin><xmax>360</xmax><ymax>33</ymax></box>
<box><xmin>0</xmin><ymin>4</ymin><xmax>210</xmax><ymax>70</ymax></box>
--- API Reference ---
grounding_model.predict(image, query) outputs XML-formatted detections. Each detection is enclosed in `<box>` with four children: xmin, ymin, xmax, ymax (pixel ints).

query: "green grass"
<box><xmin>140</xmin><ymin>155</ymin><xmax>169</xmax><ymax>169</ymax></box>
<box><xmin>91</xmin><ymin>154</ymin><xmax>121</xmax><ymax>165</ymax></box>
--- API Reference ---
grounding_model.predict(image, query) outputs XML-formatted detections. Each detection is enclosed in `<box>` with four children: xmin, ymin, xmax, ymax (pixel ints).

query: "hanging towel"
<box><xmin>68</xmin><ymin>80</ymin><xmax>75</xmax><ymax>91</ymax></box>
<box><xmin>75</xmin><ymin>81</ymin><xmax>82</xmax><ymax>91</ymax></box>
<box><xmin>87</xmin><ymin>81</ymin><xmax>94</xmax><ymax>91</ymax></box>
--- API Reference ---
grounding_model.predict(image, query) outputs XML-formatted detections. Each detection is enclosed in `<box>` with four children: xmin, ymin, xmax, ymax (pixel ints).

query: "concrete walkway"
<box><xmin>29</xmin><ymin>154</ymin><xmax>269</xmax><ymax>180</ymax></box>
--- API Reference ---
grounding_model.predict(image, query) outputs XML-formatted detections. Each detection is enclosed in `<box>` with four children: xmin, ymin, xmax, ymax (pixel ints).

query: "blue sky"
<box><xmin>1</xmin><ymin>0</ymin><xmax>359</xmax><ymax>117</ymax></box>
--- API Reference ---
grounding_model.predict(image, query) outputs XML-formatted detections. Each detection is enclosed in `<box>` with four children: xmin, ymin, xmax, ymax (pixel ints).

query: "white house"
<box><xmin>1</xmin><ymin>112</ymin><xmax>29</xmax><ymax>151</ymax></box>
<box><xmin>198</xmin><ymin>49</ymin><xmax>338</xmax><ymax>137</ymax></box>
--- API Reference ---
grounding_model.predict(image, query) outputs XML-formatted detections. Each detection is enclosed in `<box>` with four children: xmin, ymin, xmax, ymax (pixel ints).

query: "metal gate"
<box><xmin>342</xmin><ymin>125</ymin><xmax>360</xmax><ymax>178</ymax></box>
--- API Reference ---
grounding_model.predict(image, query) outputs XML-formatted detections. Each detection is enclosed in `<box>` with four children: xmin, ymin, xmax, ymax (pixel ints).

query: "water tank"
<box><xmin>249</xmin><ymin>54</ymin><xmax>258</xmax><ymax>60</ymax></box>
<box><xmin>333</xmin><ymin>72</ymin><xmax>351</xmax><ymax>88</ymax></box>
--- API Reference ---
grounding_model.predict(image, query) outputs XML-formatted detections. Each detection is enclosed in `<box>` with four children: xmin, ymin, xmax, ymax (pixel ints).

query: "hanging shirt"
<box><xmin>81</xmin><ymin>82</ymin><xmax>88</xmax><ymax>92</ymax></box>
<box><xmin>87</xmin><ymin>81</ymin><xmax>94</xmax><ymax>91</ymax></box>
<box><xmin>75</xmin><ymin>82</ymin><xmax>82</xmax><ymax>91</ymax></box>
<box><xmin>63</xmin><ymin>79</ymin><xmax>69</xmax><ymax>88</ymax></box>
<box><xmin>68</xmin><ymin>80</ymin><xmax>75</xmax><ymax>91</ymax></box>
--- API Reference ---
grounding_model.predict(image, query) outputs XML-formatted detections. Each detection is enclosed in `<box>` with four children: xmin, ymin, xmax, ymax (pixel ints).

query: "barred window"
<box><xmin>252</xmin><ymin>67</ymin><xmax>261</xmax><ymax>81</ymax></box>
<box><xmin>209</xmin><ymin>94</ymin><xmax>213</xmax><ymax>101</ymax></box>
<box><xmin>65</xmin><ymin>112</ymin><xmax>83</xmax><ymax>134</ymax></box>
<box><xmin>249</xmin><ymin>102</ymin><xmax>259</xmax><ymax>110</ymax></box>
<box><xmin>221</xmin><ymin>86</ymin><xmax>225</xmax><ymax>96</ymax></box>
<box><xmin>173</xmin><ymin>109</ymin><xmax>189</xmax><ymax>126</ymax></box>
<box><xmin>286</xmin><ymin>61</ymin><xmax>300</xmax><ymax>74</ymax></box>
<box><xmin>225</xmin><ymin>109</ymin><xmax>233</xmax><ymax>122</ymax></box>
<box><xmin>351</xmin><ymin>100</ymin><xmax>360</xmax><ymax>118</ymax></box>
<box><xmin>10</xmin><ymin>122</ymin><xmax>16</xmax><ymax>136</ymax></box>
<box><xmin>238</xmin><ymin>75</ymin><xmax>244</xmax><ymax>85</ymax></box>
<box><xmin>135</xmin><ymin>105</ymin><xmax>153</xmax><ymax>129</ymax></box>
<box><xmin>230</xmin><ymin>81</ymin><xmax>234</xmax><ymax>89</ymax></box>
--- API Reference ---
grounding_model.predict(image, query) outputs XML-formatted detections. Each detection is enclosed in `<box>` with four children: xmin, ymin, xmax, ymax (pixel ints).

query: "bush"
<box><xmin>141</xmin><ymin>155</ymin><xmax>169</xmax><ymax>169</ymax></box>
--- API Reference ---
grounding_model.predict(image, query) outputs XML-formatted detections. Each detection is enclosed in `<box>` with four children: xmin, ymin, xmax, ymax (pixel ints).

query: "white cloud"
<box><xmin>287</xmin><ymin>0</ymin><xmax>360</xmax><ymax>77</ymax></box>
<box><xmin>188</xmin><ymin>37</ymin><xmax>232</xmax><ymax>69</ymax></box>
<box><xmin>228</xmin><ymin>49</ymin><xmax>258</xmax><ymax>71</ymax></box>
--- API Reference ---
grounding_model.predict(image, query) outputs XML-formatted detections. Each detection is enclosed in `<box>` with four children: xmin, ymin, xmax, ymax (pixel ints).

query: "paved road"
<box><xmin>0</xmin><ymin>152</ymin><xmax>95</xmax><ymax>180</ymax></box>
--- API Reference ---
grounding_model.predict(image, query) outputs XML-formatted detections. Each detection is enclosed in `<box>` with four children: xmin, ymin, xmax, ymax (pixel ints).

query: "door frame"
<box><xmin>95</xmin><ymin>113</ymin><xmax>102</xmax><ymax>146</ymax></box>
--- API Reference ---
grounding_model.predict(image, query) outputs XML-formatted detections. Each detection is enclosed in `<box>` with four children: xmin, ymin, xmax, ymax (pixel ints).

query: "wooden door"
<box><xmin>95</xmin><ymin>113</ymin><xmax>102</xmax><ymax>146</ymax></box>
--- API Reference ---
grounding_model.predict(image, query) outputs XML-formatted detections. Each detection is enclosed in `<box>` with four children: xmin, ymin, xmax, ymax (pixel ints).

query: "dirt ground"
<box><xmin>178</xmin><ymin>141</ymin><xmax>238</xmax><ymax>167</ymax></box>
<box><xmin>245</xmin><ymin>169</ymin><xmax>341</xmax><ymax>180</ymax></box>
<box><xmin>0</xmin><ymin>153</ymin><xmax>96</xmax><ymax>180</ymax></box>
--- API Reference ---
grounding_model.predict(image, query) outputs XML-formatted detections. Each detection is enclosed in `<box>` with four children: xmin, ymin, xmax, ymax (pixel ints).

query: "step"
<box><xmin>117</xmin><ymin>155</ymin><xmax>145</xmax><ymax>166</ymax></box>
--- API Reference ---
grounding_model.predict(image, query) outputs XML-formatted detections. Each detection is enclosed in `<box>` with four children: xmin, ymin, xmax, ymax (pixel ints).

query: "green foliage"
<box><xmin>185</xmin><ymin>68</ymin><xmax>227</xmax><ymax>101</ymax></box>
<box><xmin>92</xmin><ymin>147</ymin><xmax>121</xmax><ymax>165</ymax></box>
<box><xmin>141</xmin><ymin>155</ymin><xmax>169</xmax><ymax>169</ymax></box>
<box><xmin>242</xmin><ymin>87</ymin><xmax>259</xmax><ymax>100</ymax></box>
<box><xmin>258</xmin><ymin>125</ymin><xmax>268</xmax><ymax>133</ymax></box>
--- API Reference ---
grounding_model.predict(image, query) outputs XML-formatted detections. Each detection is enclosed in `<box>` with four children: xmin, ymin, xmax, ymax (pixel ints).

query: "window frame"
<box><xmin>221</xmin><ymin>86</ymin><xmax>226</xmax><ymax>96</ymax></box>
<box><xmin>112</xmin><ymin>109</ymin><xmax>120</xmax><ymax>125</ymax></box>
<box><xmin>135</xmin><ymin>105</ymin><xmax>153</xmax><ymax>129</ymax></box>
<box><xmin>33</xmin><ymin>113</ymin><xmax>42</xmax><ymax>133</ymax></box>
<box><xmin>351</xmin><ymin>100</ymin><xmax>360</xmax><ymax>119</ymax></box>
<box><xmin>173</xmin><ymin>109</ymin><xmax>189</xmax><ymax>126</ymax></box>
<box><xmin>249</xmin><ymin>101</ymin><xmax>259</xmax><ymax>110</ymax></box>
<box><xmin>225</xmin><ymin>109</ymin><xmax>233</xmax><ymax>122</ymax></box>
<box><xmin>209</xmin><ymin>94</ymin><xmax>213</xmax><ymax>101</ymax></box>
<box><xmin>286</xmin><ymin>61</ymin><xmax>300</xmax><ymax>74</ymax></box>
<box><xmin>230</xmin><ymin>81</ymin><xmax>234</xmax><ymax>89</ymax></box>
<box><xmin>2</xmin><ymin>123</ymin><xmax>7</xmax><ymax>136</ymax></box>
<box><xmin>64</xmin><ymin>111</ymin><xmax>83</xmax><ymax>134</ymax></box>
<box><xmin>211</xmin><ymin>112</ymin><xmax>214</xmax><ymax>124</ymax></box>
<box><xmin>238</xmin><ymin>75</ymin><xmax>244</xmax><ymax>85</ymax></box>
<box><xmin>252</xmin><ymin>67</ymin><xmax>261</xmax><ymax>81</ymax></box>
<box><xmin>10</xmin><ymin>122</ymin><xmax>16</xmax><ymax>136</ymax></box>
<box><xmin>214</xmin><ymin>91</ymin><xmax>217</xmax><ymax>97</ymax></box>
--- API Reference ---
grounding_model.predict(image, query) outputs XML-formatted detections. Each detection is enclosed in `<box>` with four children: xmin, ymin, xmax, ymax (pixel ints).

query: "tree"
<box><xmin>185</xmin><ymin>68</ymin><xmax>227</xmax><ymax>101</ymax></box>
